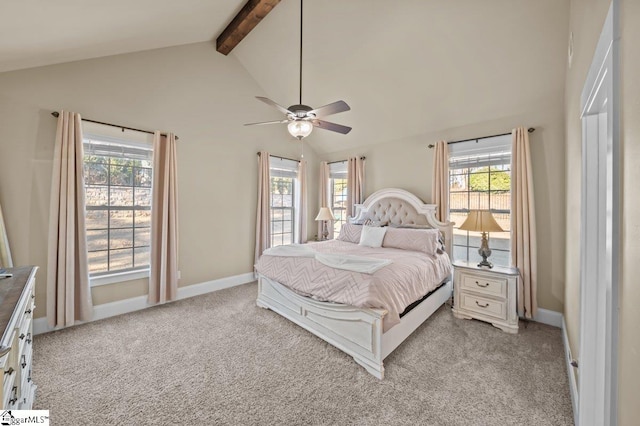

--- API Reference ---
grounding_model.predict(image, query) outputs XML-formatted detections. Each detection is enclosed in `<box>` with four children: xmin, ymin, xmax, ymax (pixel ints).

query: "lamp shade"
<box><xmin>458</xmin><ymin>210</ymin><xmax>504</xmax><ymax>233</ymax></box>
<box><xmin>315</xmin><ymin>207</ymin><xmax>336</xmax><ymax>222</ymax></box>
<box><xmin>288</xmin><ymin>120</ymin><xmax>313</xmax><ymax>139</ymax></box>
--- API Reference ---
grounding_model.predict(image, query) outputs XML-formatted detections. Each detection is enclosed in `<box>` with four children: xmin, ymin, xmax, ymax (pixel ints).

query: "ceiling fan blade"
<box><xmin>244</xmin><ymin>119</ymin><xmax>289</xmax><ymax>126</ymax></box>
<box><xmin>307</xmin><ymin>100</ymin><xmax>351</xmax><ymax>118</ymax></box>
<box><xmin>255</xmin><ymin>97</ymin><xmax>293</xmax><ymax>116</ymax></box>
<box><xmin>313</xmin><ymin>119</ymin><xmax>352</xmax><ymax>135</ymax></box>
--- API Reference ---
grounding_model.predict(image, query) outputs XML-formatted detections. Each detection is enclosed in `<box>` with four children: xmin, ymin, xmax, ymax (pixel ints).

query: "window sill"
<box><xmin>90</xmin><ymin>269</ymin><xmax>150</xmax><ymax>287</ymax></box>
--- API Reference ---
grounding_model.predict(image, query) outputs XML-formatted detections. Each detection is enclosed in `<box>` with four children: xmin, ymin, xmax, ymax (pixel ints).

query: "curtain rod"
<box><xmin>327</xmin><ymin>156</ymin><xmax>366</xmax><ymax>165</ymax></box>
<box><xmin>427</xmin><ymin>127</ymin><xmax>534</xmax><ymax>149</ymax></box>
<box><xmin>51</xmin><ymin>111</ymin><xmax>179</xmax><ymax>140</ymax></box>
<box><xmin>257</xmin><ymin>152</ymin><xmax>300</xmax><ymax>163</ymax></box>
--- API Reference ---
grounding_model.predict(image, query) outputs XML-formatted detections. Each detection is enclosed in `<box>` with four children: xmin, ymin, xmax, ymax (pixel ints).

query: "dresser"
<box><xmin>0</xmin><ymin>266</ymin><xmax>37</xmax><ymax>409</ymax></box>
<box><xmin>452</xmin><ymin>261</ymin><xmax>519</xmax><ymax>334</ymax></box>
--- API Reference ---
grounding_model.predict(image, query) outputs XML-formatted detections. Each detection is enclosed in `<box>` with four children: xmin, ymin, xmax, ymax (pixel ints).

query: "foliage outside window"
<box><xmin>83</xmin><ymin>138</ymin><xmax>153</xmax><ymax>276</ymax></box>
<box><xmin>449</xmin><ymin>136</ymin><xmax>511</xmax><ymax>267</ymax></box>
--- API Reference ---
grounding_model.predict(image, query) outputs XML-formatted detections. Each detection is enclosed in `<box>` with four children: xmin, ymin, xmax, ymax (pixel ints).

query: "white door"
<box><xmin>578</xmin><ymin>2</ymin><xmax>620</xmax><ymax>425</ymax></box>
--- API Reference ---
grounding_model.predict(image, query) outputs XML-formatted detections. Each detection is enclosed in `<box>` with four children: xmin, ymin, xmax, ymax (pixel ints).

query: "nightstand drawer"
<box><xmin>460</xmin><ymin>273</ymin><xmax>507</xmax><ymax>298</ymax></box>
<box><xmin>460</xmin><ymin>293</ymin><xmax>507</xmax><ymax>320</ymax></box>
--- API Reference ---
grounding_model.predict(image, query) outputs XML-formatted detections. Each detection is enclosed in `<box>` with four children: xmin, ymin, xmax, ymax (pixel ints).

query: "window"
<box><xmin>449</xmin><ymin>134</ymin><xmax>511</xmax><ymax>267</ymax></box>
<box><xmin>329</xmin><ymin>161</ymin><xmax>348</xmax><ymax>236</ymax></box>
<box><xmin>83</xmin><ymin>135</ymin><xmax>153</xmax><ymax>278</ymax></box>
<box><xmin>269</xmin><ymin>157</ymin><xmax>299</xmax><ymax>247</ymax></box>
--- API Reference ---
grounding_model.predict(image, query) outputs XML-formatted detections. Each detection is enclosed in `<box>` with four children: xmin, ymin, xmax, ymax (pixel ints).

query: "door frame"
<box><xmin>578</xmin><ymin>2</ymin><xmax>620</xmax><ymax>425</ymax></box>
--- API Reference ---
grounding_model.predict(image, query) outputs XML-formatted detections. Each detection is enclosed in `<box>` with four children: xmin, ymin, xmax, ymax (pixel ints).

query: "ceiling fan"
<box><xmin>245</xmin><ymin>0</ymin><xmax>352</xmax><ymax>140</ymax></box>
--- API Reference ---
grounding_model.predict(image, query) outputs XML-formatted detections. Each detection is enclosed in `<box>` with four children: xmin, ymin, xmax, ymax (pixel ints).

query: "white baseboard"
<box><xmin>533</xmin><ymin>308</ymin><xmax>563</xmax><ymax>328</ymax></box>
<box><xmin>562</xmin><ymin>317</ymin><xmax>579</xmax><ymax>425</ymax></box>
<box><xmin>33</xmin><ymin>272</ymin><xmax>256</xmax><ymax>335</ymax></box>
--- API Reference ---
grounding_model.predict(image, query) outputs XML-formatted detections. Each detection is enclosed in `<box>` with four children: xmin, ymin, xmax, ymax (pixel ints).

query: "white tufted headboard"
<box><xmin>350</xmin><ymin>188</ymin><xmax>454</xmax><ymax>256</ymax></box>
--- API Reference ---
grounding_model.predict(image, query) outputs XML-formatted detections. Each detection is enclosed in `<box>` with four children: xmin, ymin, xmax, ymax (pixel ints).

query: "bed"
<box><xmin>255</xmin><ymin>188</ymin><xmax>454</xmax><ymax>379</ymax></box>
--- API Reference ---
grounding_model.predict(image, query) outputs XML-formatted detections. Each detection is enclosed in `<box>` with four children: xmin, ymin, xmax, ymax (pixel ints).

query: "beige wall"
<box><xmin>619</xmin><ymin>0</ymin><xmax>640</xmax><ymax>423</ymax></box>
<box><xmin>0</xmin><ymin>42</ymin><xmax>317</xmax><ymax>319</ymax></box>
<box><xmin>322</xmin><ymin>104</ymin><xmax>567</xmax><ymax>313</ymax></box>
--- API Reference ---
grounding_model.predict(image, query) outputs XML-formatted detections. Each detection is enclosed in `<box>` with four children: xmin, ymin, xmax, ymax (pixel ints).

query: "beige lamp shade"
<box><xmin>315</xmin><ymin>207</ymin><xmax>336</xmax><ymax>222</ymax></box>
<box><xmin>458</xmin><ymin>210</ymin><xmax>504</xmax><ymax>233</ymax></box>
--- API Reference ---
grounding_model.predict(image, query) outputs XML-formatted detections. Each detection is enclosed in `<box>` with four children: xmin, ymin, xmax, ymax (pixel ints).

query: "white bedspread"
<box><xmin>255</xmin><ymin>240</ymin><xmax>452</xmax><ymax>331</ymax></box>
<box><xmin>263</xmin><ymin>244</ymin><xmax>392</xmax><ymax>274</ymax></box>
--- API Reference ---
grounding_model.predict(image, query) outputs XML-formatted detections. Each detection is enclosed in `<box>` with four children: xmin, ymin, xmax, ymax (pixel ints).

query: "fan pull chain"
<box><xmin>300</xmin><ymin>139</ymin><xmax>305</xmax><ymax>159</ymax></box>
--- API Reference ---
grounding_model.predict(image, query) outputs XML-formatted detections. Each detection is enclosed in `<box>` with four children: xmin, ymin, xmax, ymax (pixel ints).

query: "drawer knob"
<box><xmin>25</xmin><ymin>309</ymin><xmax>32</xmax><ymax>314</ymax></box>
<box><xmin>4</xmin><ymin>367</ymin><xmax>14</xmax><ymax>375</ymax></box>
<box><xmin>19</xmin><ymin>333</ymin><xmax>25</xmax><ymax>340</ymax></box>
<box><xmin>26</xmin><ymin>333</ymin><xmax>32</xmax><ymax>344</ymax></box>
<box><xmin>476</xmin><ymin>301</ymin><xmax>490</xmax><ymax>308</ymax></box>
<box><xmin>475</xmin><ymin>281</ymin><xmax>489</xmax><ymax>288</ymax></box>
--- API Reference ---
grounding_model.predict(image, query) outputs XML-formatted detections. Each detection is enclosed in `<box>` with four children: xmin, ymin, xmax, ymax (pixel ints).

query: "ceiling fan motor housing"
<box><xmin>288</xmin><ymin>104</ymin><xmax>314</xmax><ymax>119</ymax></box>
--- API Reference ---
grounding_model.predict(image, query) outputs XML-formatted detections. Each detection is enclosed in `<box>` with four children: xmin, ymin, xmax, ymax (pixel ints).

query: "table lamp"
<box><xmin>315</xmin><ymin>207</ymin><xmax>336</xmax><ymax>241</ymax></box>
<box><xmin>458</xmin><ymin>210</ymin><xmax>504</xmax><ymax>268</ymax></box>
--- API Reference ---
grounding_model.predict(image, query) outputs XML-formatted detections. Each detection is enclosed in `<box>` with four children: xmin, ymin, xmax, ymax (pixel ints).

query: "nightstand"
<box><xmin>452</xmin><ymin>261</ymin><xmax>519</xmax><ymax>334</ymax></box>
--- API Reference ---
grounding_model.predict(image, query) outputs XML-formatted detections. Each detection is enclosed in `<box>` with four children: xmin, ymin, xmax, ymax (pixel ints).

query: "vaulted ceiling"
<box><xmin>0</xmin><ymin>0</ymin><xmax>569</xmax><ymax>154</ymax></box>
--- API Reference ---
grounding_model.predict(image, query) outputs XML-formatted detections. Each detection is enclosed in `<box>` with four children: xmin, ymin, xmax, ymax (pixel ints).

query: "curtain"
<box><xmin>347</xmin><ymin>157</ymin><xmax>365</xmax><ymax>218</ymax></box>
<box><xmin>297</xmin><ymin>159</ymin><xmax>308</xmax><ymax>243</ymax></box>
<box><xmin>46</xmin><ymin>111</ymin><xmax>93</xmax><ymax>327</ymax></box>
<box><xmin>255</xmin><ymin>151</ymin><xmax>271</xmax><ymax>265</ymax></box>
<box><xmin>432</xmin><ymin>140</ymin><xmax>449</xmax><ymax>222</ymax></box>
<box><xmin>511</xmin><ymin>127</ymin><xmax>537</xmax><ymax>318</ymax></box>
<box><xmin>318</xmin><ymin>162</ymin><xmax>330</xmax><ymax>239</ymax></box>
<box><xmin>149</xmin><ymin>132</ymin><xmax>179</xmax><ymax>304</ymax></box>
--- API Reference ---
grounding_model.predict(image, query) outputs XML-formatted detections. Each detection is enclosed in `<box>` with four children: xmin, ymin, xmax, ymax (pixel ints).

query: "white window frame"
<box><xmin>449</xmin><ymin>134</ymin><xmax>512</xmax><ymax>267</ymax></box>
<box><xmin>269</xmin><ymin>156</ymin><xmax>299</xmax><ymax>247</ymax></box>
<box><xmin>329</xmin><ymin>161</ymin><xmax>348</xmax><ymax>237</ymax></box>
<box><xmin>83</xmin><ymin>123</ymin><xmax>154</xmax><ymax>286</ymax></box>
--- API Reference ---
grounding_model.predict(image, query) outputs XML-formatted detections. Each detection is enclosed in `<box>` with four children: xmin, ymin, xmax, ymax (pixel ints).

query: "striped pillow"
<box><xmin>337</xmin><ymin>223</ymin><xmax>363</xmax><ymax>244</ymax></box>
<box><xmin>382</xmin><ymin>227</ymin><xmax>441</xmax><ymax>256</ymax></box>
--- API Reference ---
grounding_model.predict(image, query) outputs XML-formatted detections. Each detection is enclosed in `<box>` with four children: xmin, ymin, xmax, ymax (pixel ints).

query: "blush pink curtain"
<box><xmin>297</xmin><ymin>159</ymin><xmax>308</xmax><ymax>243</ymax></box>
<box><xmin>318</xmin><ymin>162</ymin><xmax>330</xmax><ymax>239</ymax></box>
<box><xmin>46</xmin><ymin>111</ymin><xmax>93</xmax><ymax>327</ymax></box>
<box><xmin>255</xmin><ymin>152</ymin><xmax>271</xmax><ymax>265</ymax></box>
<box><xmin>511</xmin><ymin>127</ymin><xmax>537</xmax><ymax>318</ymax></box>
<box><xmin>347</xmin><ymin>157</ymin><xmax>365</xmax><ymax>218</ymax></box>
<box><xmin>149</xmin><ymin>132</ymin><xmax>179</xmax><ymax>304</ymax></box>
<box><xmin>431</xmin><ymin>140</ymin><xmax>449</xmax><ymax>222</ymax></box>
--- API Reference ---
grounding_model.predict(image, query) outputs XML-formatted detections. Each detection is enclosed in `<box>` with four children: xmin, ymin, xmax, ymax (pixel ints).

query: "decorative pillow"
<box><xmin>382</xmin><ymin>227</ymin><xmax>442</xmax><ymax>256</ymax></box>
<box><xmin>337</xmin><ymin>223</ymin><xmax>363</xmax><ymax>244</ymax></box>
<box><xmin>359</xmin><ymin>225</ymin><xmax>388</xmax><ymax>248</ymax></box>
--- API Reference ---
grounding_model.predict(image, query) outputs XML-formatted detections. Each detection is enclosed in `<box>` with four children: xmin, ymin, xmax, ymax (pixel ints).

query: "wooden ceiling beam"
<box><xmin>216</xmin><ymin>0</ymin><xmax>281</xmax><ymax>55</ymax></box>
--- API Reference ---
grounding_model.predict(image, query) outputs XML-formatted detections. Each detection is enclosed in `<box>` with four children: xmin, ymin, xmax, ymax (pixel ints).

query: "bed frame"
<box><xmin>256</xmin><ymin>188</ymin><xmax>454</xmax><ymax>379</ymax></box>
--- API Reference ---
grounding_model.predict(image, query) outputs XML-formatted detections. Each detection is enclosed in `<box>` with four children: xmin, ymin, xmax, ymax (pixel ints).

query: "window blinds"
<box><xmin>269</xmin><ymin>156</ymin><xmax>299</xmax><ymax>178</ymax></box>
<box><xmin>449</xmin><ymin>134</ymin><xmax>511</xmax><ymax>169</ymax></box>
<box><xmin>329</xmin><ymin>161</ymin><xmax>347</xmax><ymax>179</ymax></box>
<box><xmin>84</xmin><ymin>137</ymin><xmax>153</xmax><ymax>161</ymax></box>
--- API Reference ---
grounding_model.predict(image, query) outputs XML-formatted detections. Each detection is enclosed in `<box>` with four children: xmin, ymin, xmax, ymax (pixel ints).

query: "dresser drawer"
<box><xmin>460</xmin><ymin>273</ymin><xmax>507</xmax><ymax>298</ymax></box>
<box><xmin>460</xmin><ymin>293</ymin><xmax>507</xmax><ymax>320</ymax></box>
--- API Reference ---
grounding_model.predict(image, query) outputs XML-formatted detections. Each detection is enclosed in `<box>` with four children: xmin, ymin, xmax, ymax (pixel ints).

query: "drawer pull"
<box><xmin>31</xmin><ymin>294</ymin><xmax>35</xmax><ymax>299</ymax></box>
<box><xmin>19</xmin><ymin>333</ymin><xmax>26</xmax><ymax>340</ymax></box>
<box><xmin>4</xmin><ymin>367</ymin><xmax>14</xmax><ymax>375</ymax></box>
<box><xmin>475</xmin><ymin>281</ymin><xmax>489</xmax><ymax>288</ymax></box>
<box><xmin>25</xmin><ymin>309</ymin><xmax>32</xmax><ymax>314</ymax></box>
<box><xmin>8</xmin><ymin>386</ymin><xmax>17</xmax><ymax>404</ymax></box>
<box><xmin>476</xmin><ymin>301</ymin><xmax>490</xmax><ymax>308</ymax></box>
<box><xmin>21</xmin><ymin>354</ymin><xmax>26</xmax><ymax>368</ymax></box>
<box><xmin>26</xmin><ymin>333</ymin><xmax>32</xmax><ymax>344</ymax></box>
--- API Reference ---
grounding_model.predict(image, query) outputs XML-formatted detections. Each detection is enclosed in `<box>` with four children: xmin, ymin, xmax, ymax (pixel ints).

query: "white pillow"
<box><xmin>359</xmin><ymin>225</ymin><xmax>388</xmax><ymax>248</ymax></box>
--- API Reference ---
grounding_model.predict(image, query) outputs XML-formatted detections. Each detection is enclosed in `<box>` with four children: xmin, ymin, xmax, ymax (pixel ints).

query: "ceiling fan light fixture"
<box><xmin>288</xmin><ymin>120</ymin><xmax>313</xmax><ymax>139</ymax></box>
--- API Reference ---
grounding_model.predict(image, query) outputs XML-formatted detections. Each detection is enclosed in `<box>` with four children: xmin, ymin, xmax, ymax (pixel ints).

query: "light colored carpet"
<box><xmin>33</xmin><ymin>283</ymin><xmax>573</xmax><ymax>425</ymax></box>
